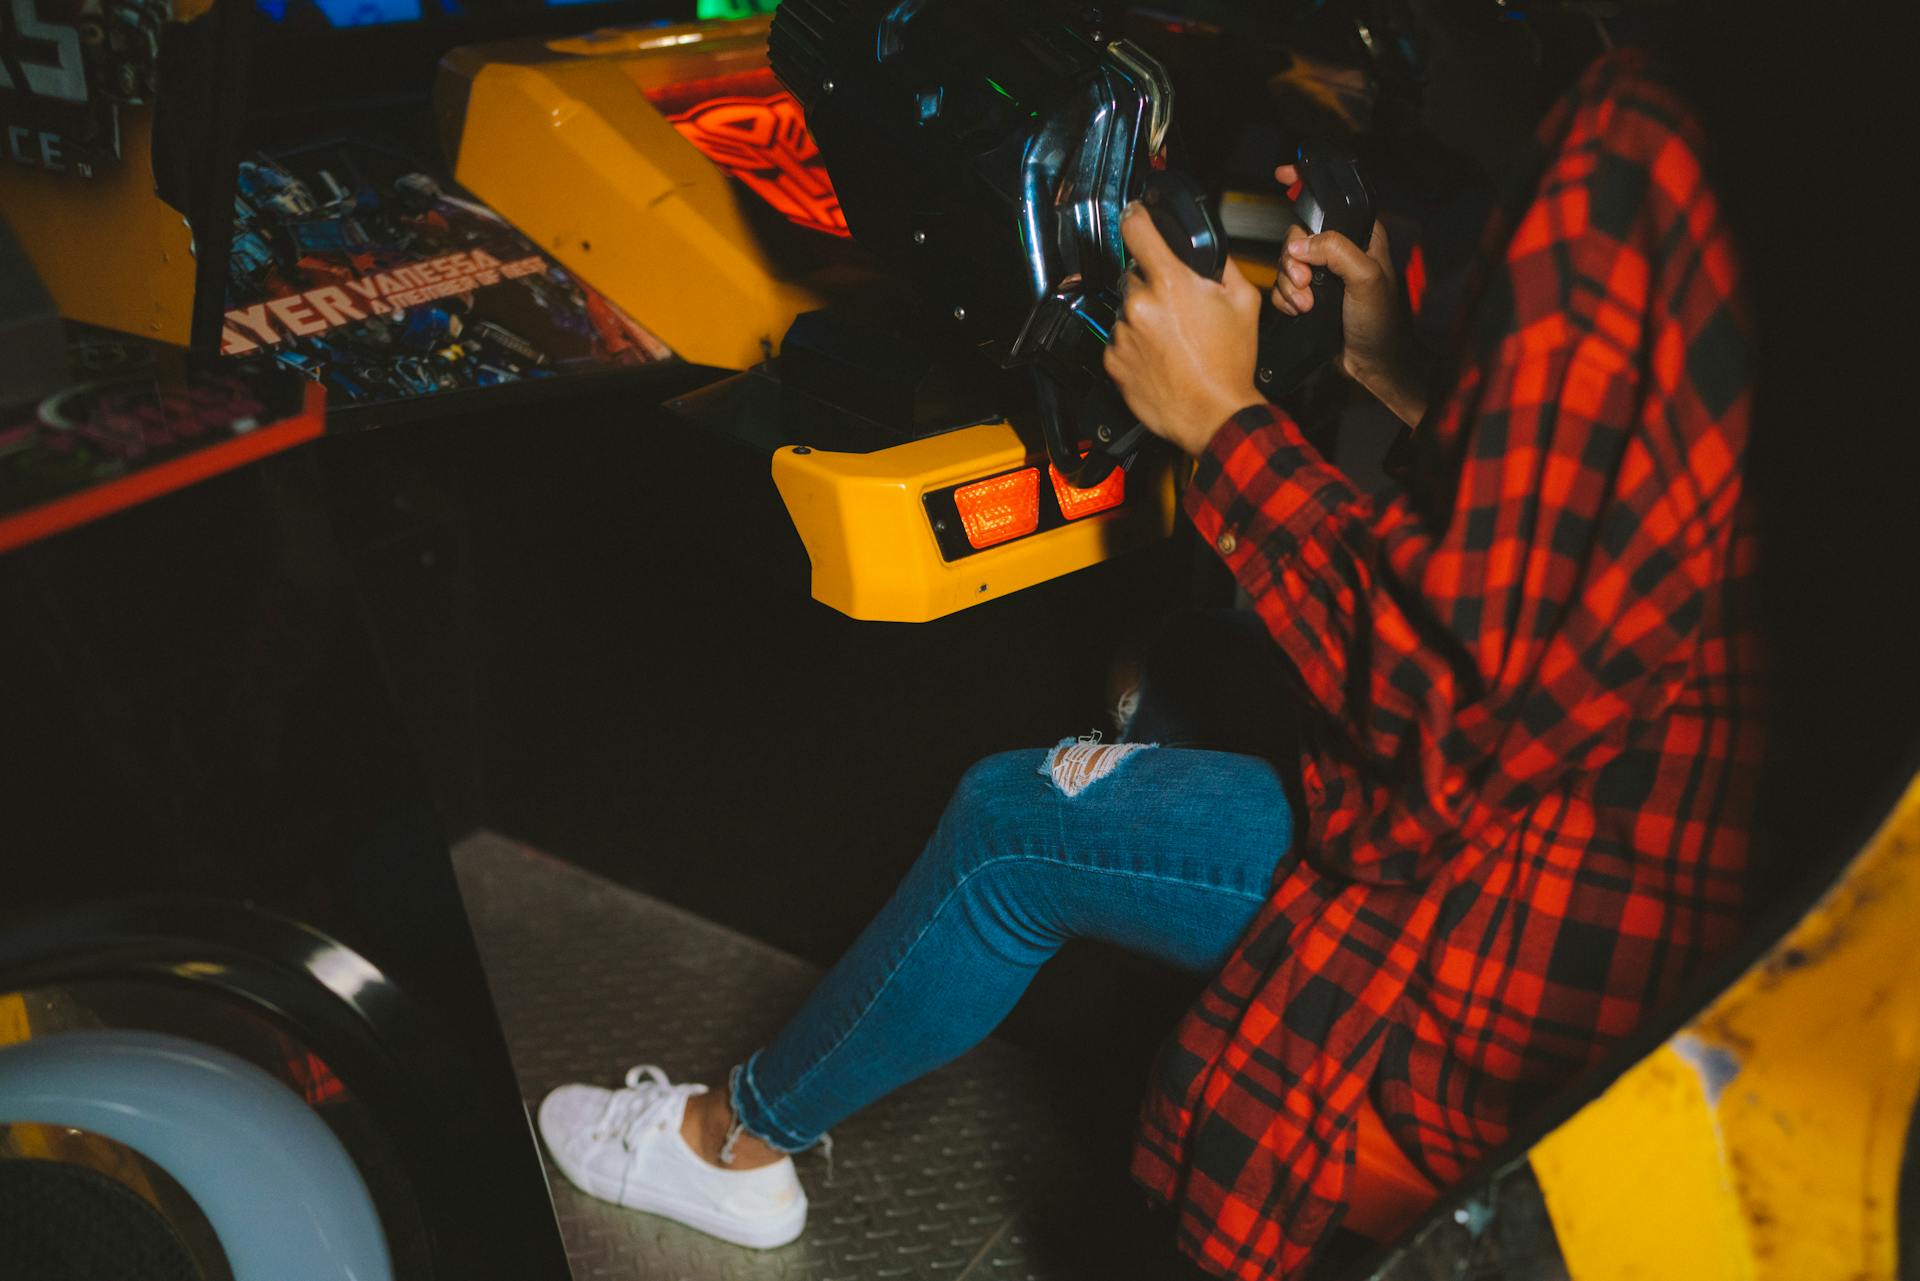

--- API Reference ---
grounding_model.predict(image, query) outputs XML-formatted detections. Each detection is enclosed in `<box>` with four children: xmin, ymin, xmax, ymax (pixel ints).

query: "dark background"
<box><xmin>312</xmin><ymin>378</ymin><xmax>1220</xmax><ymax>1166</ymax></box>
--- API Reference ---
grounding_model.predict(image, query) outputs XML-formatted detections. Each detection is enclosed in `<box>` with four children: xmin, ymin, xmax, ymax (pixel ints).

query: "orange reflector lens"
<box><xmin>1049</xmin><ymin>464</ymin><xmax>1127</xmax><ymax>520</ymax></box>
<box><xmin>952</xmin><ymin>469</ymin><xmax>1041</xmax><ymax>549</ymax></box>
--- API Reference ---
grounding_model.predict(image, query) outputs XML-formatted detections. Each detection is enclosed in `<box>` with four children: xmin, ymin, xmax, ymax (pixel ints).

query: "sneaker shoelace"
<box><xmin>593</xmin><ymin>1064</ymin><xmax>708</xmax><ymax>1151</ymax></box>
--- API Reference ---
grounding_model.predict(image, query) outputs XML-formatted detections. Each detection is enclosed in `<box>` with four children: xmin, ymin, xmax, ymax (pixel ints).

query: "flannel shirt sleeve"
<box><xmin>1184</xmin><ymin>107</ymin><xmax>1748</xmax><ymax>879</ymax></box>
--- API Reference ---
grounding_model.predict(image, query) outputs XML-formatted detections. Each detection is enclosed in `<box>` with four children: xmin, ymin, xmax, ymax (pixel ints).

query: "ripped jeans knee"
<box><xmin>1041</xmin><ymin>732</ymin><xmax>1157</xmax><ymax>798</ymax></box>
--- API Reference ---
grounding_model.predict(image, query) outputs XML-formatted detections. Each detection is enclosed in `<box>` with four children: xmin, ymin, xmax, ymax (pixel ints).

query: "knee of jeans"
<box><xmin>949</xmin><ymin>751</ymin><xmax>1049</xmax><ymax>825</ymax></box>
<box><xmin>928</xmin><ymin>751</ymin><xmax>1050</xmax><ymax>876</ymax></box>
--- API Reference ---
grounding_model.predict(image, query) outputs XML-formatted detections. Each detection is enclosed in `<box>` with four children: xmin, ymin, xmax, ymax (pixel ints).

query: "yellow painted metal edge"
<box><xmin>1532</xmin><ymin>770</ymin><xmax>1920</xmax><ymax>1280</ymax></box>
<box><xmin>771</xmin><ymin>424</ymin><xmax>1179</xmax><ymax>622</ymax></box>
<box><xmin>1532</xmin><ymin>1043</ymin><xmax>1759</xmax><ymax>1279</ymax></box>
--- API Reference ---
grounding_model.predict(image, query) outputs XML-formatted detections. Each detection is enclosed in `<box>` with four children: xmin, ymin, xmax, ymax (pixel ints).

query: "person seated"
<box><xmin>534</xmin><ymin>3</ymin><xmax>1765</xmax><ymax>1275</ymax></box>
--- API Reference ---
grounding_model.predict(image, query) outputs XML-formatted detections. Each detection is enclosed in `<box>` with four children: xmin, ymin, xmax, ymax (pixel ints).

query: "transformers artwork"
<box><xmin>654</xmin><ymin>76</ymin><xmax>849</xmax><ymax>241</ymax></box>
<box><xmin>221</xmin><ymin>141</ymin><xmax>671</xmax><ymax>408</ymax></box>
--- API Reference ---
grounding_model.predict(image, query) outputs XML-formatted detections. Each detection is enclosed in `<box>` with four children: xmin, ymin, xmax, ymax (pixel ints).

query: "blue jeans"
<box><xmin>728</xmin><ymin>745</ymin><xmax>1294</xmax><ymax>1153</ymax></box>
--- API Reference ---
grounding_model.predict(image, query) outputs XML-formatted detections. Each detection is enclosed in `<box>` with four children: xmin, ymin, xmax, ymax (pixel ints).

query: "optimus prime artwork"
<box><xmin>220</xmin><ymin>140</ymin><xmax>671</xmax><ymax>407</ymax></box>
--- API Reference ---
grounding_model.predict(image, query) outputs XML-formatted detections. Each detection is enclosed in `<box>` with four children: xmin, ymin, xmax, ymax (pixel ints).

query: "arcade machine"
<box><xmin>4</xmin><ymin>0</ymin><xmax>1920</xmax><ymax>1279</ymax></box>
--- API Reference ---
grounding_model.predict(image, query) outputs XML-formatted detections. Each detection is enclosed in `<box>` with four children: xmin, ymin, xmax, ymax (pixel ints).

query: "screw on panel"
<box><xmin>1257</xmin><ymin>366</ymin><xmax>1274</xmax><ymax>384</ymax></box>
<box><xmin>913</xmin><ymin>230</ymin><xmax>927</xmax><ymax>245</ymax></box>
<box><xmin>794</xmin><ymin>446</ymin><xmax>813</xmax><ymax>455</ymax></box>
<box><xmin>822</xmin><ymin>79</ymin><xmax>835</xmax><ymax>94</ymax></box>
<box><xmin>953</xmin><ymin>306</ymin><xmax>968</xmax><ymax>321</ymax></box>
<box><xmin>1096</xmin><ymin>425</ymin><xmax>1112</xmax><ymax>443</ymax></box>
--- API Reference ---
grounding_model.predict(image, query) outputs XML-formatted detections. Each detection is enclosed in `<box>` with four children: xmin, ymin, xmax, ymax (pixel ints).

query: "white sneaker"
<box><xmin>537</xmin><ymin>1065</ymin><xmax>807</xmax><ymax>1249</ymax></box>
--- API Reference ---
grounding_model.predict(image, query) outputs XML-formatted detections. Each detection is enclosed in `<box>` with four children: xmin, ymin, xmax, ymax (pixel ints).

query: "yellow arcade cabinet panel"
<box><xmin>772</xmin><ymin>425</ymin><xmax>1179</xmax><ymax>624</ymax></box>
<box><xmin>434</xmin><ymin>17</ymin><xmax>872</xmax><ymax>373</ymax></box>
<box><xmin>435</xmin><ymin>16</ymin><xmax>1182</xmax><ymax>624</ymax></box>
<box><xmin>0</xmin><ymin>0</ymin><xmax>212</xmax><ymax>344</ymax></box>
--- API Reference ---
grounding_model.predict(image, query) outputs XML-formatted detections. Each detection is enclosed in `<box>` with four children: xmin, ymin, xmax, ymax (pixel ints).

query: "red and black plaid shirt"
<box><xmin>1132</xmin><ymin>50</ymin><xmax>1765</xmax><ymax>1278</ymax></box>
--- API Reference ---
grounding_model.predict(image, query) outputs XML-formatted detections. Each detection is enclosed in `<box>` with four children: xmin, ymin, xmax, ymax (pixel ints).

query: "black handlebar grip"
<box><xmin>1140</xmin><ymin>169</ymin><xmax>1227</xmax><ymax>282</ymax></box>
<box><xmin>1256</xmin><ymin>137</ymin><xmax>1375</xmax><ymax>399</ymax></box>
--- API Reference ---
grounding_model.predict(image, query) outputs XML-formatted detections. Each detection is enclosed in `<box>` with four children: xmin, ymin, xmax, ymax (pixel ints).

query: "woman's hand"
<box><xmin>1271</xmin><ymin>162</ymin><xmax>1428</xmax><ymax>428</ymax></box>
<box><xmin>1104</xmin><ymin>204</ymin><xmax>1267</xmax><ymax>459</ymax></box>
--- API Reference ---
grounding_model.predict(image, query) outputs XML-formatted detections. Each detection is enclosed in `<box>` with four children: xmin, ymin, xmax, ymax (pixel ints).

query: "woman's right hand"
<box><xmin>1270</xmin><ymin>163</ymin><xmax>1428</xmax><ymax>428</ymax></box>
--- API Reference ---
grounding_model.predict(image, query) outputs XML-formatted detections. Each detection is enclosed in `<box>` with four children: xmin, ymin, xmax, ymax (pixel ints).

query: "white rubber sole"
<box><xmin>550</xmin><ymin>1152</ymin><xmax>806</xmax><ymax>1249</ymax></box>
<box><xmin>540</xmin><ymin>1113</ymin><xmax>805</xmax><ymax>1249</ymax></box>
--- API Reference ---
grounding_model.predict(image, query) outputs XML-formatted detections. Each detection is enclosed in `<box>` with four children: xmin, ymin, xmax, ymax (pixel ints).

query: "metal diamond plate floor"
<box><xmin>452</xmin><ymin>831</ymin><xmax>1136</xmax><ymax>1281</ymax></box>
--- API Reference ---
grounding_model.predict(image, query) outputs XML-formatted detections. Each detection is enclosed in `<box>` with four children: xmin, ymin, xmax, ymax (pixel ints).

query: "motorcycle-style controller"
<box><xmin>1035</xmin><ymin>139</ymin><xmax>1374</xmax><ymax>487</ymax></box>
<box><xmin>771</xmin><ymin>0</ymin><xmax>1372</xmax><ymax>489</ymax></box>
<box><xmin>1249</xmin><ymin>138</ymin><xmax>1374</xmax><ymax>400</ymax></box>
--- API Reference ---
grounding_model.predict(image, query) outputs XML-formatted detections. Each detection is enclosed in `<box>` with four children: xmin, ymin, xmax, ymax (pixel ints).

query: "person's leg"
<box><xmin>695</xmin><ymin>743</ymin><xmax>1292</xmax><ymax>1166</ymax></box>
<box><xmin>1113</xmin><ymin>607</ymin><xmax>1307</xmax><ymax>807</ymax></box>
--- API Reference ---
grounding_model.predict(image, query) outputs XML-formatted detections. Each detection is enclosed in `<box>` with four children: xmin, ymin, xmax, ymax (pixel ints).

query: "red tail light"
<box><xmin>1049</xmin><ymin>464</ymin><xmax>1126</xmax><ymax>520</ymax></box>
<box><xmin>952</xmin><ymin>469</ymin><xmax>1040</xmax><ymax>549</ymax></box>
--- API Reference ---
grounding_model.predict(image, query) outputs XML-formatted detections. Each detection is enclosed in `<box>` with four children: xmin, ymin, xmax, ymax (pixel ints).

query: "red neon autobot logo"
<box><xmin>667</xmin><ymin>91</ymin><xmax>849</xmax><ymax>239</ymax></box>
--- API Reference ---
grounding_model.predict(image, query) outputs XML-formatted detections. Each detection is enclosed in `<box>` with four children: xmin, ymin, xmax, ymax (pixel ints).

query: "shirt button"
<box><xmin>1216</xmin><ymin>530</ymin><xmax>1238</xmax><ymax>555</ymax></box>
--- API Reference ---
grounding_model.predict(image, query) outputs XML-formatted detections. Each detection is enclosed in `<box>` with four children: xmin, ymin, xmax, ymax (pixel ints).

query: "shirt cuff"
<box><xmin>1182</xmin><ymin>403</ymin><xmax>1361</xmax><ymax>577</ymax></box>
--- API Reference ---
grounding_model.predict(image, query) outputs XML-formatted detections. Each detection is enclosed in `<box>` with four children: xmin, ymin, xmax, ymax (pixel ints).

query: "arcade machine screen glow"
<box><xmin>248</xmin><ymin>0</ymin><xmax>778</xmax><ymax>27</ymax></box>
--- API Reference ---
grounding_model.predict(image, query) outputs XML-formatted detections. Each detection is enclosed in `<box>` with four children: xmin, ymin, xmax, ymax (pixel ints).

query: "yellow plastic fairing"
<box><xmin>772</xmin><ymin>425</ymin><xmax>1179</xmax><ymax>623</ymax></box>
<box><xmin>437</xmin><ymin>18</ymin><xmax>871</xmax><ymax>371</ymax></box>
<box><xmin>0</xmin><ymin>105</ymin><xmax>197</xmax><ymax>344</ymax></box>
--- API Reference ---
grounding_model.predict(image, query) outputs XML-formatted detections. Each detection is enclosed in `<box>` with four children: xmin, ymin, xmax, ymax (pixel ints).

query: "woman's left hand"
<box><xmin>1103</xmin><ymin>203</ymin><xmax>1267</xmax><ymax>459</ymax></box>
